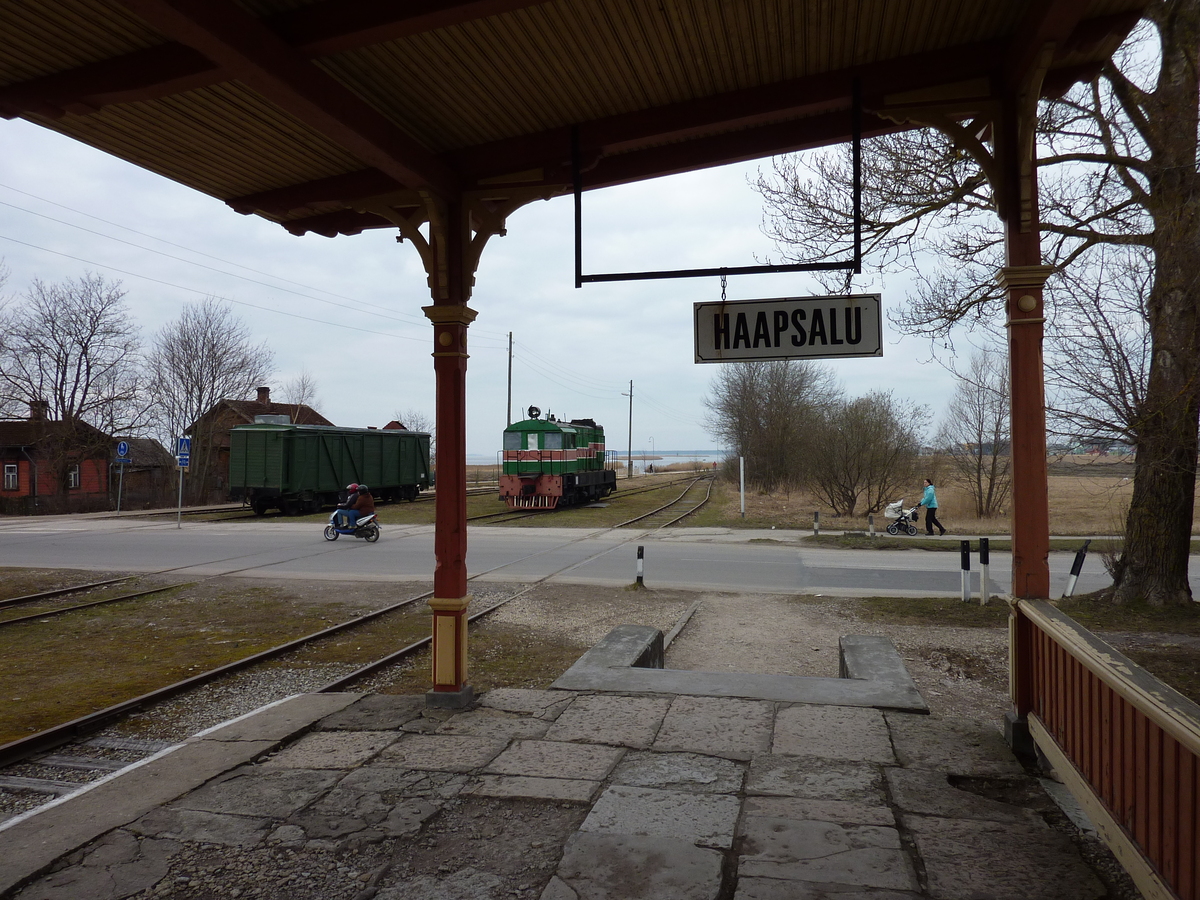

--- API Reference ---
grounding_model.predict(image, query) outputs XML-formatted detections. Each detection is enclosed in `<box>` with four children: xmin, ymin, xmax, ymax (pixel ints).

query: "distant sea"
<box><xmin>466</xmin><ymin>450</ymin><xmax>726</xmax><ymax>466</ymax></box>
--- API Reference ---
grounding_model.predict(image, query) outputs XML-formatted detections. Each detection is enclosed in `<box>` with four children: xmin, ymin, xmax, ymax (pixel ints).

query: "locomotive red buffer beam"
<box><xmin>500</xmin><ymin>474</ymin><xmax>562</xmax><ymax>509</ymax></box>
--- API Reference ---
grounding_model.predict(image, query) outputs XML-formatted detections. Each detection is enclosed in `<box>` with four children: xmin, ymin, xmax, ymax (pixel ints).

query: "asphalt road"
<box><xmin>0</xmin><ymin>515</ymin><xmax>1141</xmax><ymax>598</ymax></box>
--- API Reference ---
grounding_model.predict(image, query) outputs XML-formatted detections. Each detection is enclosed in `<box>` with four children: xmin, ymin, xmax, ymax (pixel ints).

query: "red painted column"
<box><xmin>997</xmin><ymin>96</ymin><xmax>1051</xmax><ymax>601</ymax></box>
<box><xmin>422</xmin><ymin>198</ymin><xmax>478</xmax><ymax>707</ymax></box>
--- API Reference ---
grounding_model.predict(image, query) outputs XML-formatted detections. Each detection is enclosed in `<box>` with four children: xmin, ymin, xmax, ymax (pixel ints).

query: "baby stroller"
<box><xmin>883</xmin><ymin>499</ymin><xmax>921</xmax><ymax>536</ymax></box>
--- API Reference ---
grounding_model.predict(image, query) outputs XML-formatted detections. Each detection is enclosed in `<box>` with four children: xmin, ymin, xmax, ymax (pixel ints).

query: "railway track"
<box><xmin>467</xmin><ymin>474</ymin><xmax>708</xmax><ymax>525</ymax></box>
<box><xmin>0</xmin><ymin>483</ymin><xmax>712</xmax><ymax>802</ymax></box>
<box><xmin>615</xmin><ymin>475</ymin><xmax>714</xmax><ymax>528</ymax></box>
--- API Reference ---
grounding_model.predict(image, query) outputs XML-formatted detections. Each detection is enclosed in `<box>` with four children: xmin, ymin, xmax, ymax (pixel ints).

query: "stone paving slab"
<box><xmin>484</xmin><ymin>739</ymin><xmax>625</xmax><ymax>781</ymax></box>
<box><xmin>435</xmin><ymin>708</ymin><xmax>552</xmax><ymax>741</ymax></box>
<box><xmin>884</xmin><ymin>768</ymin><xmax>1045</xmax><ymax>824</ymax></box>
<box><xmin>11</xmin><ymin>831</ymin><xmax>182</xmax><ymax>900</ymax></box>
<box><xmin>543</xmin><ymin>694</ymin><xmax>671</xmax><ymax>748</ymax></box>
<box><xmin>738</xmin><ymin>818</ymin><xmax>917</xmax><ymax>891</ymax></box>
<box><xmin>197</xmin><ymin>692</ymin><xmax>363</xmax><ymax>742</ymax></box>
<box><xmin>315</xmin><ymin>693</ymin><xmax>425</xmax><ymax>731</ymax></box>
<box><xmin>773</xmin><ymin>706</ymin><xmax>895</xmax><ymax>765</ymax></box>
<box><xmin>885</xmin><ymin>714</ymin><xmax>1024</xmax><ymax>776</ymax></box>
<box><xmin>259</xmin><ymin>730</ymin><xmax>400</xmax><ymax>768</ymax></box>
<box><xmin>610</xmin><ymin>751</ymin><xmax>744</xmax><ymax>794</ymax></box>
<box><xmin>174</xmin><ymin>767</ymin><xmax>342</xmax><ymax>818</ymax></box>
<box><xmin>581</xmin><ymin>785</ymin><xmax>741</xmax><ymax>849</ymax></box>
<box><xmin>376</xmin><ymin>733</ymin><xmax>506</xmax><ymax>772</ymax></box>
<box><xmin>746</xmin><ymin>756</ymin><xmax>885</xmax><ymax>804</ymax></box>
<box><xmin>542</xmin><ymin>832</ymin><xmax>723</xmax><ymax>900</ymax></box>
<box><xmin>901</xmin><ymin>815</ymin><xmax>1107</xmax><ymax>900</ymax></box>
<box><xmin>743</xmin><ymin>797</ymin><xmax>895</xmax><ymax>827</ymax></box>
<box><xmin>127</xmin><ymin>807</ymin><xmax>271</xmax><ymax>847</ymax></box>
<box><xmin>652</xmin><ymin>696</ymin><xmax>774</xmax><ymax>760</ymax></box>
<box><xmin>291</xmin><ymin>794</ymin><xmax>438</xmax><ymax>841</ymax></box>
<box><xmin>480</xmin><ymin>688</ymin><xmax>575</xmax><ymax>719</ymax></box>
<box><xmin>464</xmin><ymin>774</ymin><xmax>601</xmax><ymax>803</ymax></box>
<box><xmin>336</xmin><ymin>766</ymin><xmax>467</xmax><ymax>802</ymax></box>
<box><xmin>734</xmin><ymin>878</ymin><xmax>922</xmax><ymax>899</ymax></box>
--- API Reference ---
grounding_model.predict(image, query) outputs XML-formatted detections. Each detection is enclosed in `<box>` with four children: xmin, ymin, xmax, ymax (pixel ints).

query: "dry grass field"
<box><xmin>705</xmin><ymin>454</ymin><xmax>1197</xmax><ymax>537</ymax></box>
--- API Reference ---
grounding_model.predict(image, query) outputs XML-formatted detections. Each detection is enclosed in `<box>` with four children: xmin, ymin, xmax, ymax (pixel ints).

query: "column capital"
<box><xmin>428</xmin><ymin>595</ymin><xmax>471</xmax><ymax>612</ymax></box>
<box><xmin>997</xmin><ymin>264</ymin><xmax>1055</xmax><ymax>292</ymax></box>
<box><xmin>422</xmin><ymin>304</ymin><xmax>479</xmax><ymax>326</ymax></box>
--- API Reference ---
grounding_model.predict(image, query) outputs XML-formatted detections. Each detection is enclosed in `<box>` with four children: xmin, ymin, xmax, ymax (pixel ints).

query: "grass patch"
<box><xmin>1056</xmin><ymin>594</ymin><xmax>1200</xmax><ymax>636</ymax></box>
<box><xmin>0</xmin><ymin>584</ymin><xmax>364</xmax><ymax>745</ymax></box>
<box><xmin>1121</xmin><ymin>646</ymin><xmax>1200</xmax><ymax>706</ymax></box>
<box><xmin>853</xmin><ymin>596</ymin><xmax>1011</xmax><ymax>628</ymax></box>
<box><xmin>0</xmin><ymin>568</ymin><xmax>133</xmax><ymax>603</ymax></box>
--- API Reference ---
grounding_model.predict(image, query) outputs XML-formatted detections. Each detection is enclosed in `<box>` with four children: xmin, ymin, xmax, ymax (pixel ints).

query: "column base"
<box><xmin>426</xmin><ymin>685</ymin><xmax>475</xmax><ymax>709</ymax></box>
<box><xmin>1004</xmin><ymin>711</ymin><xmax>1035</xmax><ymax>761</ymax></box>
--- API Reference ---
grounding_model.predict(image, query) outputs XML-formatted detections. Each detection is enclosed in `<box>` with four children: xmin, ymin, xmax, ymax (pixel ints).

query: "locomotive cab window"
<box><xmin>503</xmin><ymin>432</ymin><xmax>521</xmax><ymax>451</ymax></box>
<box><xmin>544</xmin><ymin>433</ymin><xmax>562</xmax><ymax>450</ymax></box>
<box><xmin>527</xmin><ymin>433</ymin><xmax>538</xmax><ymax>451</ymax></box>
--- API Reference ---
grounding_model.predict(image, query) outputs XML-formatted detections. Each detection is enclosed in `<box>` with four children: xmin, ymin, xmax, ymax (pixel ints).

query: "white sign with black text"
<box><xmin>694</xmin><ymin>293</ymin><xmax>883</xmax><ymax>363</ymax></box>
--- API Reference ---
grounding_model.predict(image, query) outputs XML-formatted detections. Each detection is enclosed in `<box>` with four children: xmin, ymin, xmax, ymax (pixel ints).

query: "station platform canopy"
<box><xmin>0</xmin><ymin>0</ymin><xmax>1144</xmax><ymax>239</ymax></box>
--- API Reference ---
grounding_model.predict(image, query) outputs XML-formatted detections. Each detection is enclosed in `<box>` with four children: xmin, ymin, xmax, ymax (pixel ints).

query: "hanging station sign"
<box><xmin>693</xmin><ymin>293</ymin><xmax>883</xmax><ymax>363</ymax></box>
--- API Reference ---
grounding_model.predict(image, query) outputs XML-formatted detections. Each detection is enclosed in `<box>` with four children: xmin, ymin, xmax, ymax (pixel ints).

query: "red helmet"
<box><xmin>347</xmin><ymin>483</ymin><xmax>359</xmax><ymax>491</ymax></box>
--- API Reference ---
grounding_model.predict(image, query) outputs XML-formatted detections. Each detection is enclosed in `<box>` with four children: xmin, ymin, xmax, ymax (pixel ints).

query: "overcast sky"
<box><xmin>0</xmin><ymin>116</ymin><xmax>954</xmax><ymax>457</ymax></box>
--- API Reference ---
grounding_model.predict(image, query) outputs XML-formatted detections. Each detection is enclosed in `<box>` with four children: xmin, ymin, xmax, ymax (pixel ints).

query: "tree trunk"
<box><xmin>1112</xmin><ymin>0</ymin><xmax>1200</xmax><ymax>606</ymax></box>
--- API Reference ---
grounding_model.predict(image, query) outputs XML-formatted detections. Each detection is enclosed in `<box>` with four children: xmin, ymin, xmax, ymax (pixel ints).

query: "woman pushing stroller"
<box><xmin>917</xmin><ymin>479</ymin><xmax>946</xmax><ymax>536</ymax></box>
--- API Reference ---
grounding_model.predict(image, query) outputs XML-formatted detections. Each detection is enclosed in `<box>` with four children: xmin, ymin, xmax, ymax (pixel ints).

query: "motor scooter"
<box><xmin>323</xmin><ymin>510</ymin><xmax>381</xmax><ymax>542</ymax></box>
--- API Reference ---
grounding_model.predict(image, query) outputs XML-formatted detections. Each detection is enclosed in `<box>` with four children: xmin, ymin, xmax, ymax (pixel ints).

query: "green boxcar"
<box><xmin>229</xmin><ymin>424</ymin><xmax>431</xmax><ymax>515</ymax></box>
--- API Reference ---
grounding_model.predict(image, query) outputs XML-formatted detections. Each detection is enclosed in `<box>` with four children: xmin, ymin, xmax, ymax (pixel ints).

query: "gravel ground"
<box><xmin>2</xmin><ymin>580</ymin><xmax>1143</xmax><ymax>899</ymax></box>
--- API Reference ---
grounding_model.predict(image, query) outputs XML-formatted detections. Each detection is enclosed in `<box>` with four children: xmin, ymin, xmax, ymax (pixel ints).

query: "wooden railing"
<box><xmin>1011</xmin><ymin>600</ymin><xmax>1200</xmax><ymax>900</ymax></box>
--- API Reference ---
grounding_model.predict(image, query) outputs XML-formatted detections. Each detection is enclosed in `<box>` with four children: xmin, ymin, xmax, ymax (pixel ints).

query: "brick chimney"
<box><xmin>28</xmin><ymin>399</ymin><xmax>50</xmax><ymax>421</ymax></box>
<box><xmin>256</xmin><ymin>386</ymin><xmax>271</xmax><ymax>404</ymax></box>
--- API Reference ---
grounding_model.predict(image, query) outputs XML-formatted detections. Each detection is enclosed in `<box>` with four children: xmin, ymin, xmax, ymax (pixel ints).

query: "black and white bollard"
<box><xmin>1062</xmin><ymin>540</ymin><xmax>1091</xmax><ymax>598</ymax></box>
<box><xmin>636</xmin><ymin>545</ymin><xmax>645</xmax><ymax>587</ymax></box>
<box><xmin>814</xmin><ymin>511</ymin><xmax>820</xmax><ymax>536</ymax></box>
<box><xmin>960</xmin><ymin>540</ymin><xmax>971</xmax><ymax>603</ymax></box>
<box><xmin>868</xmin><ymin>514</ymin><xmax>875</xmax><ymax>538</ymax></box>
<box><xmin>979</xmin><ymin>538</ymin><xmax>990</xmax><ymax>606</ymax></box>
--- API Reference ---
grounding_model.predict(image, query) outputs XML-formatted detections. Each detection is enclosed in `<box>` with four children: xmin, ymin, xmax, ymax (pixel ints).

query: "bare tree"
<box><xmin>808</xmin><ymin>391</ymin><xmax>925</xmax><ymax>516</ymax></box>
<box><xmin>936</xmin><ymin>350</ymin><xmax>1011</xmax><ymax>518</ymax></box>
<box><xmin>0</xmin><ymin>273</ymin><xmax>147</xmax><ymax>492</ymax></box>
<box><xmin>753</xmin><ymin>8</ymin><xmax>1200</xmax><ymax>604</ymax></box>
<box><xmin>281</xmin><ymin>369</ymin><xmax>320</xmax><ymax>421</ymax></box>
<box><xmin>702</xmin><ymin>360</ymin><xmax>841</xmax><ymax>492</ymax></box>
<box><xmin>148</xmin><ymin>298</ymin><xmax>273</xmax><ymax>503</ymax></box>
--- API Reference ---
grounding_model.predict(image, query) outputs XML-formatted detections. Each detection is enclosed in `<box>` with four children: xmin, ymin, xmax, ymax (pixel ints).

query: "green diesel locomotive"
<box><xmin>500</xmin><ymin>407</ymin><xmax>617</xmax><ymax>509</ymax></box>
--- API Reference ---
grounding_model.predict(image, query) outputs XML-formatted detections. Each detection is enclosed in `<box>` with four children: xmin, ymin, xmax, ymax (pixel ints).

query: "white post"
<box><xmin>868</xmin><ymin>514</ymin><xmax>874</xmax><ymax>537</ymax></box>
<box><xmin>116</xmin><ymin>463</ymin><xmax>125</xmax><ymax>514</ymax></box>
<box><xmin>739</xmin><ymin>456</ymin><xmax>745</xmax><ymax>518</ymax></box>
<box><xmin>176</xmin><ymin>466</ymin><xmax>184</xmax><ymax>529</ymax></box>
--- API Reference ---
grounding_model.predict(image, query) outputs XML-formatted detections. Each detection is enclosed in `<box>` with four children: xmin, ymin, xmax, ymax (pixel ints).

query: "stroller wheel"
<box><xmin>886</xmin><ymin>523</ymin><xmax>899</xmax><ymax>535</ymax></box>
<box><xmin>906</xmin><ymin>524</ymin><xmax>918</xmax><ymax>536</ymax></box>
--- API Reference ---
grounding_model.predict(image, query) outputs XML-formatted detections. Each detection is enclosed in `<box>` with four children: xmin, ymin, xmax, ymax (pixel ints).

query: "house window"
<box><xmin>3</xmin><ymin>465</ymin><xmax>16</xmax><ymax>491</ymax></box>
<box><xmin>68</xmin><ymin>465</ymin><xmax>80</xmax><ymax>489</ymax></box>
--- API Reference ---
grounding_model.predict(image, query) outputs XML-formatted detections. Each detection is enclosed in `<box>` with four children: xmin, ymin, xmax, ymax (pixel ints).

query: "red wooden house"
<box><xmin>0</xmin><ymin>401</ymin><xmax>111</xmax><ymax>515</ymax></box>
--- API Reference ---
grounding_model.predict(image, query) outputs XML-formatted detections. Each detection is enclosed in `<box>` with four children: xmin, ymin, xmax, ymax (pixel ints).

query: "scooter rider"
<box><xmin>337</xmin><ymin>483</ymin><xmax>360</xmax><ymax>529</ymax></box>
<box><xmin>353</xmin><ymin>485</ymin><xmax>376</xmax><ymax>521</ymax></box>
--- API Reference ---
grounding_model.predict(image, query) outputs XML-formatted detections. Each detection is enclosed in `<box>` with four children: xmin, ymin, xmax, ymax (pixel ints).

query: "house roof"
<box><xmin>207</xmin><ymin>399</ymin><xmax>334</xmax><ymax>428</ymax></box>
<box><xmin>0</xmin><ymin>1</ymin><xmax>1145</xmax><ymax>240</ymax></box>
<box><xmin>0</xmin><ymin>418</ymin><xmax>111</xmax><ymax>451</ymax></box>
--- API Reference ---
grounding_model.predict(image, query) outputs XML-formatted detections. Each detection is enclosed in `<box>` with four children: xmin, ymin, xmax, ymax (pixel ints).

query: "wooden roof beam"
<box><xmin>0</xmin><ymin>0</ymin><xmax>546</xmax><ymax>120</ymax></box>
<box><xmin>1004</xmin><ymin>0</ymin><xmax>1094</xmax><ymax>93</ymax></box>
<box><xmin>116</xmin><ymin>0</ymin><xmax>459</xmax><ymax>194</ymax></box>
<box><xmin>452</xmin><ymin>41</ymin><xmax>1005</xmax><ymax>182</ymax></box>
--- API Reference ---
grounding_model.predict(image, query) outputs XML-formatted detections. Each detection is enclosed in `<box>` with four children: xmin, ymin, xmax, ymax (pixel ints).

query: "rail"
<box><xmin>1011</xmin><ymin>599</ymin><xmax>1200</xmax><ymax>900</ymax></box>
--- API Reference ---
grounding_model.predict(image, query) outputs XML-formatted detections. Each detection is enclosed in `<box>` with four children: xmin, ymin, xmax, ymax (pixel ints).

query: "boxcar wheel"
<box><xmin>306</xmin><ymin>498</ymin><xmax>321</xmax><ymax>514</ymax></box>
<box><xmin>886</xmin><ymin>523</ymin><xmax>899</xmax><ymax>535</ymax></box>
<box><xmin>364</xmin><ymin>524</ymin><xmax>380</xmax><ymax>543</ymax></box>
<box><xmin>252</xmin><ymin>499</ymin><xmax>269</xmax><ymax>516</ymax></box>
<box><xmin>323</xmin><ymin>525</ymin><xmax>338</xmax><ymax>541</ymax></box>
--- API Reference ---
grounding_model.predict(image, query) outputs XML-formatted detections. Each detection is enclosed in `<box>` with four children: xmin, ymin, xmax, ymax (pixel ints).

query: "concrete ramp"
<box><xmin>551</xmin><ymin>625</ymin><xmax>928</xmax><ymax>713</ymax></box>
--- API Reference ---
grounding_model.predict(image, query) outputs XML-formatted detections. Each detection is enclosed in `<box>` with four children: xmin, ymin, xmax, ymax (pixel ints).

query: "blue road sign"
<box><xmin>177</xmin><ymin>437</ymin><xmax>191</xmax><ymax>456</ymax></box>
<box><xmin>116</xmin><ymin>440</ymin><xmax>129</xmax><ymax>458</ymax></box>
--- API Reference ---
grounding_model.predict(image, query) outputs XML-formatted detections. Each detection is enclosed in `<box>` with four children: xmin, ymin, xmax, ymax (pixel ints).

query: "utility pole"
<box><xmin>506</xmin><ymin>331</ymin><xmax>513</xmax><ymax>426</ymax></box>
<box><xmin>622</xmin><ymin>380</ymin><xmax>633</xmax><ymax>478</ymax></box>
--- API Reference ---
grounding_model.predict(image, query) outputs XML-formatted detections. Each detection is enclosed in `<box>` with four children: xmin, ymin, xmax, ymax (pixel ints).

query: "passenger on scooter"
<box><xmin>353</xmin><ymin>485</ymin><xmax>376</xmax><ymax>521</ymax></box>
<box><xmin>337</xmin><ymin>483</ymin><xmax>360</xmax><ymax>529</ymax></box>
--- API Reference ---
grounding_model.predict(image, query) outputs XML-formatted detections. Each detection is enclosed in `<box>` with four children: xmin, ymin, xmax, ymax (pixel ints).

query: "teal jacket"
<box><xmin>920</xmin><ymin>484</ymin><xmax>938</xmax><ymax>509</ymax></box>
